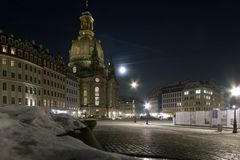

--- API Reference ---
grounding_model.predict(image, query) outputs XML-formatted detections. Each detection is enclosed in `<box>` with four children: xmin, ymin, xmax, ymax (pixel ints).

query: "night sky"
<box><xmin>1</xmin><ymin>0</ymin><xmax>240</xmax><ymax>98</ymax></box>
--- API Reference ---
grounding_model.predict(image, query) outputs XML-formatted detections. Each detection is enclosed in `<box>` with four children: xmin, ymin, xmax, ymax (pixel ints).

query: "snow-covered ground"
<box><xmin>0</xmin><ymin>106</ymin><xmax>137</xmax><ymax>160</ymax></box>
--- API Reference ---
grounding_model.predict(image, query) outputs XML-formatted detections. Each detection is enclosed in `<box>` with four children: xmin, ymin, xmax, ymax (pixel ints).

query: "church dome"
<box><xmin>68</xmin><ymin>11</ymin><xmax>105</xmax><ymax>70</ymax></box>
<box><xmin>69</xmin><ymin>36</ymin><xmax>104</xmax><ymax>65</ymax></box>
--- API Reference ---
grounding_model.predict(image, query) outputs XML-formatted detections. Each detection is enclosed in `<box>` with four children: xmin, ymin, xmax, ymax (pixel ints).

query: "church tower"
<box><xmin>68</xmin><ymin>1</ymin><xmax>104</xmax><ymax>74</ymax></box>
<box><xmin>68</xmin><ymin>1</ymin><xmax>118</xmax><ymax>118</ymax></box>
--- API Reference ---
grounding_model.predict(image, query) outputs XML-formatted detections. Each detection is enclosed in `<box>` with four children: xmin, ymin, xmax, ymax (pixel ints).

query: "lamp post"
<box><xmin>230</xmin><ymin>86</ymin><xmax>240</xmax><ymax>133</ymax></box>
<box><xmin>131</xmin><ymin>80</ymin><xmax>139</xmax><ymax>123</ymax></box>
<box><xmin>144</xmin><ymin>102</ymin><xmax>151</xmax><ymax>125</ymax></box>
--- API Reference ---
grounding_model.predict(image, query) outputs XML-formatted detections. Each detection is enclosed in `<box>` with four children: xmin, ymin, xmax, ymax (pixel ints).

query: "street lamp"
<box><xmin>230</xmin><ymin>86</ymin><xmax>240</xmax><ymax>133</ymax></box>
<box><xmin>131</xmin><ymin>80</ymin><xmax>139</xmax><ymax>123</ymax></box>
<box><xmin>144</xmin><ymin>102</ymin><xmax>151</xmax><ymax>125</ymax></box>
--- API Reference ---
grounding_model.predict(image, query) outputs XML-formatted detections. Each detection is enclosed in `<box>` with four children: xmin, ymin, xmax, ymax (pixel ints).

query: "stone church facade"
<box><xmin>68</xmin><ymin>9</ymin><xmax>118</xmax><ymax>118</ymax></box>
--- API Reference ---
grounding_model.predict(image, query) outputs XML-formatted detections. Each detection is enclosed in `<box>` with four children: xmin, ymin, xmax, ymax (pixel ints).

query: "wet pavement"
<box><xmin>94</xmin><ymin>120</ymin><xmax>240</xmax><ymax>160</ymax></box>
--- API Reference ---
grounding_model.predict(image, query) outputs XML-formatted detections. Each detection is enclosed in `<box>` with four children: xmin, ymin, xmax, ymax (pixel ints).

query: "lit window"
<box><xmin>43</xmin><ymin>99</ymin><xmax>47</xmax><ymax>107</ymax></box>
<box><xmin>184</xmin><ymin>91</ymin><xmax>189</xmax><ymax>95</ymax></box>
<box><xmin>73</xmin><ymin>66</ymin><xmax>77</xmax><ymax>73</ymax></box>
<box><xmin>10</xmin><ymin>60</ymin><xmax>15</xmax><ymax>67</ymax></box>
<box><xmin>95</xmin><ymin>78</ymin><xmax>100</xmax><ymax>83</ymax></box>
<box><xmin>2</xmin><ymin>58</ymin><xmax>6</xmax><ymax>64</ymax></box>
<box><xmin>196</xmin><ymin>89</ymin><xmax>201</xmax><ymax>94</ymax></box>
<box><xmin>83</xmin><ymin>97</ymin><xmax>88</xmax><ymax>105</ymax></box>
<box><xmin>83</xmin><ymin>89</ymin><xmax>88</xmax><ymax>105</ymax></box>
<box><xmin>83</xmin><ymin>90</ymin><xmax>87</xmax><ymax>96</ymax></box>
<box><xmin>11</xmin><ymin>48</ymin><xmax>16</xmax><ymax>55</ymax></box>
<box><xmin>2</xmin><ymin>45</ymin><xmax>7</xmax><ymax>53</ymax></box>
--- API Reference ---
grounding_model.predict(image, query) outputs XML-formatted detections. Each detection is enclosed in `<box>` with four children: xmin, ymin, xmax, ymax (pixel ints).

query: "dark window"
<box><xmin>25</xmin><ymin>64</ymin><xmax>28</xmax><ymax>70</ymax></box>
<box><xmin>18</xmin><ymin>63</ymin><xmax>22</xmax><ymax>68</ymax></box>
<box><xmin>11</xmin><ymin>85</ymin><xmax>15</xmax><ymax>91</ymax></box>
<box><xmin>11</xmin><ymin>72</ymin><xmax>15</xmax><ymax>78</ymax></box>
<box><xmin>18</xmin><ymin>98</ymin><xmax>22</xmax><ymax>105</ymax></box>
<box><xmin>3</xmin><ymin>96</ymin><xmax>7</xmax><ymax>104</ymax></box>
<box><xmin>18</xmin><ymin>74</ymin><xmax>22</xmax><ymax>80</ymax></box>
<box><xmin>3</xmin><ymin>83</ymin><xmax>7</xmax><ymax>90</ymax></box>
<box><xmin>25</xmin><ymin>75</ymin><xmax>28</xmax><ymax>81</ymax></box>
<box><xmin>18</xmin><ymin>86</ymin><xmax>22</xmax><ymax>92</ymax></box>
<box><xmin>3</xmin><ymin>70</ymin><xmax>7</xmax><ymax>77</ymax></box>
<box><xmin>11</xmin><ymin>97</ymin><xmax>15</xmax><ymax>104</ymax></box>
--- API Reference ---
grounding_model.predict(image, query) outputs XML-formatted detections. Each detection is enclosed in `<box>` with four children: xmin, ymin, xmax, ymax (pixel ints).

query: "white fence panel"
<box><xmin>176</xmin><ymin>112</ymin><xmax>190</xmax><ymax>125</ymax></box>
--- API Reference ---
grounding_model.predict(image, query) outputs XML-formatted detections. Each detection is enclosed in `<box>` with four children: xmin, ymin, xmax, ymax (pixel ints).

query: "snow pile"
<box><xmin>0</xmin><ymin>106</ymin><xmax>136</xmax><ymax>160</ymax></box>
<box><xmin>51</xmin><ymin>113</ymin><xmax>86</xmax><ymax>131</ymax></box>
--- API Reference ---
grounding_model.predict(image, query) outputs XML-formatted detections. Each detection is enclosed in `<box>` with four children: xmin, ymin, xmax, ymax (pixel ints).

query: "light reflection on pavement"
<box><xmin>94</xmin><ymin>120</ymin><xmax>240</xmax><ymax>160</ymax></box>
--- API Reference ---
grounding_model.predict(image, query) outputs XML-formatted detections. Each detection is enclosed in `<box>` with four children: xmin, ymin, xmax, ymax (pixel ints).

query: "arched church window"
<box><xmin>83</xmin><ymin>89</ymin><xmax>88</xmax><ymax>105</ymax></box>
<box><xmin>73</xmin><ymin>66</ymin><xmax>77</xmax><ymax>73</ymax></box>
<box><xmin>95</xmin><ymin>87</ymin><xmax>100</xmax><ymax>106</ymax></box>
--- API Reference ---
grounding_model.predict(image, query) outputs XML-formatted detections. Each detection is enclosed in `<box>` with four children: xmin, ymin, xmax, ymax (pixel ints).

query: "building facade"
<box><xmin>0</xmin><ymin>4</ymin><xmax>119</xmax><ymax>118</ymax></box>
<box><xmin>182</xmin><ymin>80</ymin><xmax>226</xmax><ymax>112</ymax></box>
<box><xmin>162</xmin><ymin>81</ymin><xmax>187</xmax><ymax>114</ymax></box>
<box><xmin>117</xmin><ymin>96</ymin><xmax>134</xmax><ymax>118</ymax></box>
<box><xmin>0</xmin><ymin>33</ymin><xmax>78</xmax><ymax>113</ymax></box>
<box><xmin>68</xmin><ymin>8</ymin><xmax>118</xmax><ymax>118</ymax></box>
<box><xmin>147</xmin><ymin>86</ymin><xmax>162</xmax><ymax>114</ymax></box>
<box><xmin>65</xmin><ymin>73</ymin><xmax>80</xmax><ymax>117</ymax></box>
<box><xmin>160</xmin><ymin>80</ymin><xmax>227</xmax><ymax>115</ymax></box>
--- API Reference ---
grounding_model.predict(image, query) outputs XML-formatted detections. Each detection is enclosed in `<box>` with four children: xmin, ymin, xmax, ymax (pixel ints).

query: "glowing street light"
<box><xmin>230</xmin><ymin>86</ymin><xmax>240</xmax><ymax>133</ymax></box>
<box><xmin>231</xmin><ymin>86</ymin><xmax>240</xmax><ymax>96</ymax></box>
<box><xmin>144</xmin><ymin>102</ymin><xmax>151</xmax><ymax>110</ymax></box>
<box><xmin>130</xmin><ymin>80</ymin><xmax>139</xmax><ymax>123</ymax></box>
<box><xmin>131</xmin><ymin>80</ymin><xmax>139</xmax><ymax>89</ymax></box>
<box><xmin>144</xmin><ymin>102</ymin><xmax>151</xmax><ymax>125</ymax></box>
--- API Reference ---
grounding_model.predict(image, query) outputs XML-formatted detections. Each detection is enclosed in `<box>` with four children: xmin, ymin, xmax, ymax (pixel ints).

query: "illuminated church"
<box><xmin>68</xmin><ymin>2</ymin><xmax>118</xmax><ymax>117</ymax></box>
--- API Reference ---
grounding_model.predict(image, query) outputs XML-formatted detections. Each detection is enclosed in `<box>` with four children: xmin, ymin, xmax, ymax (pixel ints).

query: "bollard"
<box><xmin>217</xmin><ymin>124</ymin><xmax>222</xmax><ymax>132</ymax></box>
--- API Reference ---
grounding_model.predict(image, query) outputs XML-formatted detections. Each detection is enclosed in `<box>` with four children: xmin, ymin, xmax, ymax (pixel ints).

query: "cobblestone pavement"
<box><xmin>94</xmin><ymin>120</ymin><xmax>240</xmax><ymax>160</ymax></box>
